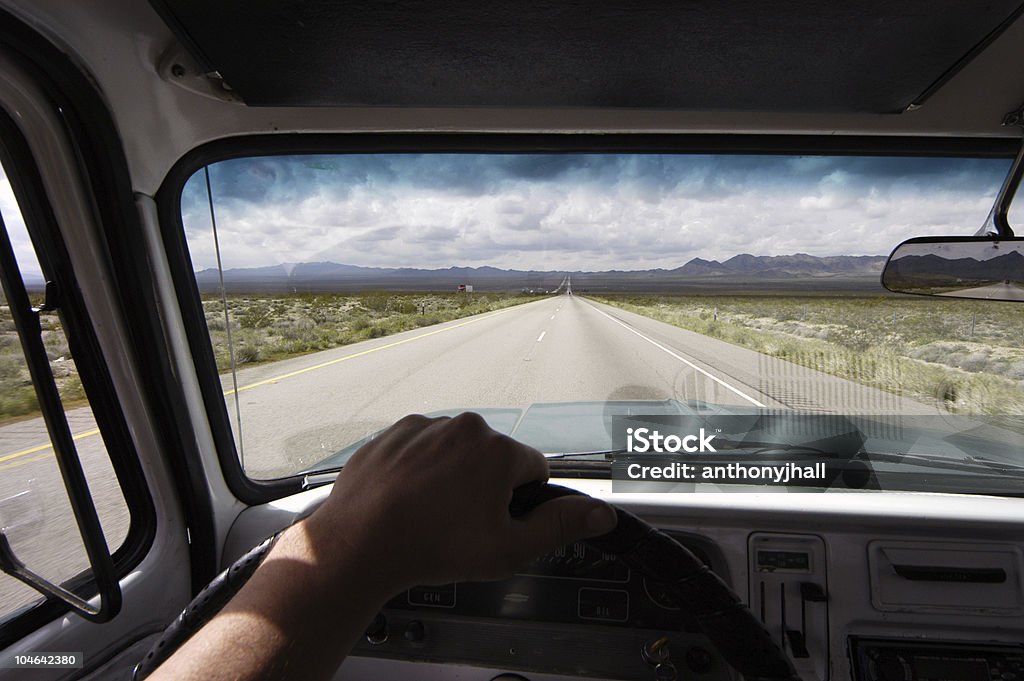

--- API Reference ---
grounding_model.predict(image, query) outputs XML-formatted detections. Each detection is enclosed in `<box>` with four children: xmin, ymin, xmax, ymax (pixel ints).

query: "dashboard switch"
<box><xmin>800</xmin><ymin>582</ymin><xmax>827</xmax><ymax>602</ymax></box>
<box><xmin>786</xmin><ymin>629</ymin><xmax>810</xmax><ymax>658</ymax></box>
<box><xmin>403</xmin><ymin>620</ymin><xmax>425</xmax><ymax>643</ymax></box>
<box><xmin>364</xmin><ymin>612</ymin><xmax>388</xmax><ymax>645</ymax></box>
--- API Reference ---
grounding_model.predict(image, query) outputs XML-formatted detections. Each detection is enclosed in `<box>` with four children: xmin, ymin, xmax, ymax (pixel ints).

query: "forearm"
<box><xmin>148</xmin><ymin>513</ymin><xmax>395</xmax><ymax>681</ymax></box>
<box><xmin>147</xmin><ymin>413</ymin><xmax>616</xmax><ymax>681</ymax></box>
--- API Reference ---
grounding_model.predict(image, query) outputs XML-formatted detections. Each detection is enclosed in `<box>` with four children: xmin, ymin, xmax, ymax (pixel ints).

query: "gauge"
<box><xmin>643</xmin><ymin>577</ymin><xmax>681</xmax><ymax>610</ymax></box>
<box><xmin>518</xmin><ymin>542</ymin><xmax>630</xmax><ymax>582</ymax></box>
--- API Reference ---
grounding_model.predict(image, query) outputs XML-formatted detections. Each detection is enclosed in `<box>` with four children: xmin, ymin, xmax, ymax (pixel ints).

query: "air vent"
<box><xmin>749</xmin><ymin>533</ymin><xmax>829</xmax><ymax>681</ymax></box>
<box><xmin>868</xmin><ymin>541</ymin><xmax>1023</xmax><ymax>616</ymax></box>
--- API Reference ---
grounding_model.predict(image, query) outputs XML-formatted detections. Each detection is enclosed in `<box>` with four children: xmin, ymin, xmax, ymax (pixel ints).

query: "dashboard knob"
<box><xmin>404</xmin><ymin>620</ymin><xmax>425</xmax><ymax>642</ymax></box>
<box><xmin>364</xmin><ymin>612</ymin><xmax>389</xmax><ymax>645</ymax></box>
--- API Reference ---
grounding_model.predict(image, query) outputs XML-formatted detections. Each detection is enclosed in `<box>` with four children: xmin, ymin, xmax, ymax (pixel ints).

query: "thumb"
<box><xmin>507</xmin><ymin>496</ymin><xmax>618</xmax><ymax>565</ymax></box>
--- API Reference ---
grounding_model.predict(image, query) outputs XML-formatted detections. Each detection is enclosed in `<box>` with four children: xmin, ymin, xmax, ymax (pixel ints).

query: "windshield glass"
<box><xmin>179</xmin><ymin>152</ymin><xmax>1024</xmax><ymax>493</ymax></box>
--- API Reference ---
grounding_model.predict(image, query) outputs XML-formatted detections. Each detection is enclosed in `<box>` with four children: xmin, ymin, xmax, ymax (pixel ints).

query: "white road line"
<box><xmin>537</xmin><ymin>331</ymin><xmax>547</xmax><ymax>342</ymax></box>
<box><xmin>585</xmin><ymin>302</ymin><xmax>767</xmax><ymax>408</ymax></box>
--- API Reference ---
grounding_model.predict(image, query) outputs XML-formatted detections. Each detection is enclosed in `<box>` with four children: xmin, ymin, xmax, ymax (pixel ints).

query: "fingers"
<box><xmin>351</xmin><ymin>413</ymin><xmax>434</xmax><ymax>457</ymax></box>
<box><xmin>503</xmin><ymin>437</ymin><xmax>548</xmax><ymax>487</ymax></box>
<box><xmin>504</xmin><ymin>496</ymin><xmax>618</xmax><ymax>568</ymax></box>
<box><xmin>443</xmin><ymin>412</ymin><xmax>549</xmax><ymax>487</ymax></box>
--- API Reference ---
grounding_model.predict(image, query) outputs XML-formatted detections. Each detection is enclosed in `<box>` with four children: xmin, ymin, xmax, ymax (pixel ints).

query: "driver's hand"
<box><xmin>305</xmin><ymin>412</ymin><xmax>618</xmax><ymax>591</ymax></box>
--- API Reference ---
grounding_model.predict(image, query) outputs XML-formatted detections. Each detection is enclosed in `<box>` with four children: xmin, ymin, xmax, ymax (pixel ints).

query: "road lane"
<box><xmin>218</xmin><ymin>295</ymin><xmax>759</xmax><ymax>477</ymax></box>
<box><xmin>214</xmin><ymin>294</ymin><xmax>940</xmax><ymax>477</ymax></box>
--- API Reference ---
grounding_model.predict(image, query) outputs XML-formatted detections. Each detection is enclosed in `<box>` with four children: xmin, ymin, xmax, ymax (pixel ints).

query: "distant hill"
<box><xmin>675</xmin><ymin>253</ymin><xmax>886</xmax><ymax>277</ymax></box>
<box><xmin>194</xmin><ymin>252</ymin><xmax>890</xmax><ymax>294</ymax></box>
<box><xmin>885</xmin><ymin>250</ymin><xmax>1024</xmax><ymax>287</ymax></box>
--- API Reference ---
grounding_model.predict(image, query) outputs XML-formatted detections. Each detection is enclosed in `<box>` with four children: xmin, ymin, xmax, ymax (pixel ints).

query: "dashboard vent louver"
<box><xmin>868</xmin><ymin>541</ymin><xmax>1023</xmax><ymax>615</ymax></box>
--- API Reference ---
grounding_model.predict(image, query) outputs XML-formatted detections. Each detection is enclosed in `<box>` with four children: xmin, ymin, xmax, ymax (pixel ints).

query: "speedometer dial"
<box><xmin>518</xmin><ymin>542</ymin><xmax>630</xmax><ymax>582</ymax></box>
<box><xmin>643</xmin><ymin>577</ymin><xmax>681</xmax><ymax>610</ymax></box>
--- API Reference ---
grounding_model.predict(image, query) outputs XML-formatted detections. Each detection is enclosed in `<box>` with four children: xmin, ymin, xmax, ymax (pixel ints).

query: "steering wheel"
<box><xmin>135</xmin><ymin>482</ymin><xmax>800</xmax><ymax>681</ymax></box>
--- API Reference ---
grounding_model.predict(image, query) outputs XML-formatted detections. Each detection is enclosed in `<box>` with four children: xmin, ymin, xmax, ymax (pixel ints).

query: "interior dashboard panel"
<box><xmin>222</xmin><ymin>483</ymin><xmax>1024</xmax><ymax>681</ymax></box>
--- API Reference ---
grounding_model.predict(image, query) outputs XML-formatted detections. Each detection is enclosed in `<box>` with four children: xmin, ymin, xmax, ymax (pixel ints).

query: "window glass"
<box><xmin>0</xmin><ymin>162</ymin><xmax>130</xmax><ymax>621</ymax></box>
<box><xmin>180</xmin><ymin>153</ymin><xmax>1023</xmax><ymax>493</ymax></box>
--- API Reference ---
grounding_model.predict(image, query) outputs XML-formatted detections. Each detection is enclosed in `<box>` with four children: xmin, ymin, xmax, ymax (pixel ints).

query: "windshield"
<box><xmin>178</xmin><ymin>152</ymin><xmax>1024</xmax><ymax>494</ymax></box>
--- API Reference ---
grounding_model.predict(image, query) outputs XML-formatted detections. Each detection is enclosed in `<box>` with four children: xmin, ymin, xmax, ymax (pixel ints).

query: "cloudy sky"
<box><xmin>170</xmin><ymin>153</ymin><xmax>1012</xmax><ymax>273</ymax></box>
<box><xmin>0</xmin><ymin>169</ymin><xmax>42</xmax><ymax>279</ymax></box>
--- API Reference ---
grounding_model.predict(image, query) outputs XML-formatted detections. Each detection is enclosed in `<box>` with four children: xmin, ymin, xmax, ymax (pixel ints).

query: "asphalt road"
<box><xmin>215</xmin><ymin>295</ymin><xmax>938</xmax><ymax>477</ymax></box>
<box><xmin>0</xmin><ymin>293</ymin><xmax>942</xmax><ymax>614</ymax></box>
<box><xmin>938</xmin><ymin>281</ymin><xmax>1024</xmax><ymax>301</ymax></box>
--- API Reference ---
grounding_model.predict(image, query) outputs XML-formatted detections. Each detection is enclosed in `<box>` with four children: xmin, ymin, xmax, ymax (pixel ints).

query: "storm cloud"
<box><xmin>180</xmin><ymin>153</ymin><xmax>1013</xmax><ymax>272</ymax></box>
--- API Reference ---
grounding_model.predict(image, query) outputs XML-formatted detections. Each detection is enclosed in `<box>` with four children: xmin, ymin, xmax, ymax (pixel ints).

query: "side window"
<box><xmin>0</xmin><ymin>159</ymin><xmax>131</xmax><ymax>623</ymax></box>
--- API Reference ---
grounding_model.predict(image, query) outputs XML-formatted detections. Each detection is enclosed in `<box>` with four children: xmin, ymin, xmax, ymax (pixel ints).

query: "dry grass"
<box><xmin>0</xmin><ymin>301</ymin><xmax>85</xmax><ymax>423</ymax></box>
<box><xmin>1</xmin><ymin>290</ymin><xmax>532</xmax><ymax>421</ymax></box>
<box><xmin>203</xmin><ymin>291</ymin><xmax>532</xmax><ymax>372</ymax></box>
<box><xmin>593</xmin><ymin>294</ymin><xmax>1024</xmax><ymax>415</ymax></box>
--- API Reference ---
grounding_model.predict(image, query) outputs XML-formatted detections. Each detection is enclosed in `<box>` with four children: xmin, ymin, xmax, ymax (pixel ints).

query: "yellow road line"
<box><xmin>0</xmin><ymin>304</ymin><xmax>523</xmax><ymax>463</ymax></box>
<box><xmin>0</xmin><ymin>451</ymin><xmax>52</xmax><ymax>471</ymax></box>
<box><xmin>0</xmin><ymin>427</ymin><xmax>101</xmax><ymax>463</ymax></box>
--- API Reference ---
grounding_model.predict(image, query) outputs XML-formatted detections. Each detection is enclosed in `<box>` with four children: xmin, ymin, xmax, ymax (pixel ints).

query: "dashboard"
<box><xmin>223</xmin><ymin>481</ymin><xmax>1024</xmax><ymax>681</ymax></box>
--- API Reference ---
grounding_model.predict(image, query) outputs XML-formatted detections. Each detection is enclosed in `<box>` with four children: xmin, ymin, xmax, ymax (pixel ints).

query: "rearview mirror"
<box><xmin>882</xmin><ymin>236</ymin><xmax>1024</xmax><ymax>301</ymax></box>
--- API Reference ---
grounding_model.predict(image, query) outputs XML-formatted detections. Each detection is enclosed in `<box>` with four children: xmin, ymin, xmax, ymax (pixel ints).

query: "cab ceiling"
<box><xmin>149</xmin><ymin>0</ymin><xmax>1024</xmax><ymax>112</ymax></box>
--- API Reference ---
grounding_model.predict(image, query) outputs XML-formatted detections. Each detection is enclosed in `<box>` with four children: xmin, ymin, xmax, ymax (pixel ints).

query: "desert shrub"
<box><xmin>958</xmin><ymin>352</ymin><xmax>991</xmax><ymax>373</ymax></box>
<box><xmin>279</xmin><ymin>319</ymin><xmax>316</xmax><ymax>342</ymax></box>
<box><xmin>1006</xmin><ymin>361</ymin><xmax>1024</xmax><ymax>380</ymax></box>
<box><xmin>235</xmin><ymin>343</ymin><xmax>262</xmax><ymax>364</ymax></box>
<box><xmin>593</xmin><ymin>293</ymin><xmax>1024</xmax><ymax>415</ymax></box>
<box><xmin>359</xmin><ymin>292</ymin><xmax>391</xmax><ymax>313</ymax></box>
<box><xmin>238</xmin><ymin>301</ymin><xmax>284</xmax><ymax>329</ymax></box>
<box><xmin>0</xmin><ymin>387</ymin><xmax>38</xmax><ymax>420</ymax></box>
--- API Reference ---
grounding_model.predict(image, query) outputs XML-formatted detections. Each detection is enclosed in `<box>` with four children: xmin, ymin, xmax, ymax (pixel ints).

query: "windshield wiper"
<box><xmin>856</xmin><ymin>450</ymin><xmax>1024</xmax><ymax>476</ymax></box>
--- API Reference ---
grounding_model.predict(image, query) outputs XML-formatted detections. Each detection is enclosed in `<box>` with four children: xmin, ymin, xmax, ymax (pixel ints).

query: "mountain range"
<box><xmin>194</xmin><ymin>253</ymin><xmax>889</xmax><ymax>293</ymax></box>
<box><xmin>885</xmin><ymin>250</ymin><xmax>1024</xmax><ymax>285</ymax></box>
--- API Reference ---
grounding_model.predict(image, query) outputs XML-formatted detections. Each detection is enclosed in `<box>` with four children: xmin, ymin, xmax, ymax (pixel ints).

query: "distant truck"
<box><xmin>457</xmin><ymin>284</ymin><xmax>474</xmax><ymax>293</ymax></box>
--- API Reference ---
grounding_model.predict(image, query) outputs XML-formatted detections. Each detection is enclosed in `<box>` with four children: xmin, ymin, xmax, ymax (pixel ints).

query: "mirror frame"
<box><xmin>881</xmin><ymin>235</ymin><xmax>1024</xmax><ymax>302</ymax></box>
